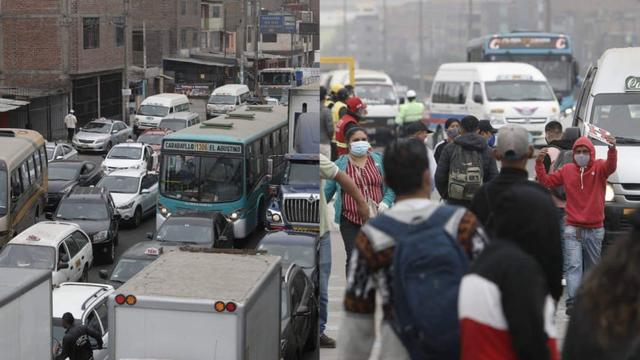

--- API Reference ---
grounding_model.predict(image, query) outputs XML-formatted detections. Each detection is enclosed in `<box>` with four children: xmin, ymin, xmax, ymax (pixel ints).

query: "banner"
<box><xmin>175</xmin><ymin>84</ymin><xmax>211</xmax><ymax>97</ymax></box>
<box><xmin>585</xmin><ymin>123</ymin><xmax>614</xmax><ymax>146</ymax></box>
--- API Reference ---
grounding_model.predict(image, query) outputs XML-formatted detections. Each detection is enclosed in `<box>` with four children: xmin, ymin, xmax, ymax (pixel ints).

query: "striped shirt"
<box><xmin>342</xmin><ymin>155</ymin><xmax>383</xmax><ymax>225</ymax></box>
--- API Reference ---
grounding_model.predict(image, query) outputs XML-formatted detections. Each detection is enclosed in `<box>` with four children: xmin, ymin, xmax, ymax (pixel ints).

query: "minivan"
<box><xmin>134</xmin><ymin>93</ymin><xmax>190</xmax><ymax>132</ymax></box>
<box><xmin>206</xmin><ymin>84</ymin><xmax>251</xmax><ymax>118</ymax></box>
<box><xmin>427</xmin><ymin>62</ymin><xmax>560</xmax><ymax>146</ymax></box>
<box><xmin>159</xmin><ymin>111</ymin><xmax>201</xmax><ymax>131</ymax></box>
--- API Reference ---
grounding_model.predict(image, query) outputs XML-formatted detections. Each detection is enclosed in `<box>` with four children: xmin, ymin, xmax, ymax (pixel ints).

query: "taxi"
<box><xmin>0</xmin><ymin>222</ymin><xmax>94</xmax><ymax>286</ymax></box>
<box><xmin>99</xmin><ymin>241</ymin><xmax>163</xmax><ymax>289</ymax></box>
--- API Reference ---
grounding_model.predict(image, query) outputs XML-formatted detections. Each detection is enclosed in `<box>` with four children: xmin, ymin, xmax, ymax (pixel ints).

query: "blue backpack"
<box><xmin>367</xmin><ymin>205</ymin><xmax>469</xmax><ymax>360</ymax></box>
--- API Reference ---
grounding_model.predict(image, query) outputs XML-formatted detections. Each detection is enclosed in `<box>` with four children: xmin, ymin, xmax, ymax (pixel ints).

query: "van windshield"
<box><xmin>139</xmin><ymin>105</ymin><xmax>169</xmax><ymax>117</ymax></box>
<box><xmin>485</xmin><ymin>81</ymin><xmax>555</xmax><ymax>102</ymax></box>
<box><xmin>208</xmin><ymin>95</ymin><xmax>236</xmax><ymax>105</ymax></box>
<box><xmin>355</xmin><ymin>84</ymin><xmax>397</xmax><ymax>105</ymax></box>
<box><xmin>590</xmin><ymin>93</ymin><xmax>640</xmax><ymax>143</ymax></box>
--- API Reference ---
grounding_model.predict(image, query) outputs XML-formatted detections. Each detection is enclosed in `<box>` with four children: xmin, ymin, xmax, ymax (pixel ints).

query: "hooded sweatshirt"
<box><xmin>535</xmin><ymin>136</ymin><xmax>617</xmax><ymax>228</ymax></box>
<box><xmin>435</xmin><ymin>132</ymin><xmax>500</xmax><ymax>200</ymax></box>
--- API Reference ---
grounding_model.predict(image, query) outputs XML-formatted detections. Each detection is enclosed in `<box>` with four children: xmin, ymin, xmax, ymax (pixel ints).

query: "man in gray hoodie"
<box><xmin>435</xmin><ymin>115</ymin><xmax>499</xmax><ymax>208</ymax></box>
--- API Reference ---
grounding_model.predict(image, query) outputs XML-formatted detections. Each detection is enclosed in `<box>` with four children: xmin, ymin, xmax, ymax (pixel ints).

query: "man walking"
<box><xmin>394</xmin><ymin>90</ymin><xmax>424</xmax><ymax>137</ymax></box>
<box><xmin>64</xmin><ymin>109</ymin><xmax>77</xmax><ymax>143</ymax></box>
<box><xmin>536</xmin><ymin>135</ymin><xmax>617</xmax><ymax>315</ymax></box>
<box><xmin>405</xmin><ymin>121</ymin><xmax>438</xmax><ymax>196</ymax></box>
<box><xmin>54</xmin><ymin>312</ymin><xmax>103</xmax><ymax>360</ymax></box>
<box><xmin>435</xmin><ymin>115</ymin><xmax>499</xmax><ymax>208</ymax></box>
<box><xmin>320</xmin><ymin>87</ymin><xmax>333</xmax><ymax>158</ymax></box>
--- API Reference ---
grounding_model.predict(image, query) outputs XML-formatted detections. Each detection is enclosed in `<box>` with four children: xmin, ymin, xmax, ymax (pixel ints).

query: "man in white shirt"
<box><xmin>404</xmin><ymin>121</ymin><xmax>439</xmax><ymax>197</ymax></box>
<box><xmin>64</xmin><ymin>109</ymin><xmax>77</xmax><ymax>143</ymax></box>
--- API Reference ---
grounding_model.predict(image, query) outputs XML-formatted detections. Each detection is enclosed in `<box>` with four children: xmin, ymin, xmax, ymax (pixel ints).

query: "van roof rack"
<box><xmin>246</xmin><ymin>105</ymin><xmax>273</xmax><ymax>112</ymax></box>
<box><xmin>201</xmin><ymin>120</ymin><xmax>234</xmax><ymax>129</ymax></box>
<box><xmin>225</xmin><ymin>112</ymin><xmax>255</xmax><ymax>120</ymax></box>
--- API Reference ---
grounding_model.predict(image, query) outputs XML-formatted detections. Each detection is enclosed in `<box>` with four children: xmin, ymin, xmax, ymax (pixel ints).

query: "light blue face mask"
<box><xmin>350</xmin><ymin>141</ymin><xmax>370</xmax><ymax>157</ymax></box>
<box><xmin>575</xmin><ymin>153</ymin><xmax>590</xmax><ymax>168</ymax></box>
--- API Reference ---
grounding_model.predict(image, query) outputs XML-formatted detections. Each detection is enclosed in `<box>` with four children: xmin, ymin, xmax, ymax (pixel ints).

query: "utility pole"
<box><xmin>418</xmin><ymin>0</ymin><xmax>425</xmax><ymax>96</ymax></box>
<box><xmin>122</xmin><ymin>0</ymin><xmax>130</xmax><ymax>124</ymax></box>
<box><xmin>343</xmin><ymin>0</ymin><xmax>347</xmax><ymax>53</ymax></box>
<box><xmin>238</xmin><ymin>0</ymin><xmax>246</xmax><ymax>85</ymax></box>
<box><xmin>382</xmin><ymin>0</ymin><xmax>387</xmax><ymax>71</ymax></box>
<box><xmin>467</xmin><ymin>0</ymin><xmax>473</xmax><ymax>40</ymax></box>
<box><xmin>544</xmin><ymin>0</ymin><xmax>551</xmax><ymax>32</ymax></box>
<box><xmin>254</xmin><ymin>0</ymin><xmax>260</xmax><ymax>95</ymax></box>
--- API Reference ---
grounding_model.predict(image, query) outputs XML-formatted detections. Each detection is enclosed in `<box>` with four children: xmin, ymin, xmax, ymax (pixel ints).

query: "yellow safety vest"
<box><xmin>331</xmin><ymin>101</ymin><xmax>347</xmax><ymax>142</ymax></box>
<box><xmin>395</xmin><ymin>100</ymin><xmax>425</xmax><ymax>125</ymax></box>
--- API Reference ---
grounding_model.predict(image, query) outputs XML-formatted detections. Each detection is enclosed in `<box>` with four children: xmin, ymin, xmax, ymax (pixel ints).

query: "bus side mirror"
<box><xmin>267</xmin><ymin>158</ymin><xmax>274</xmax><ymax>180</ymax></box>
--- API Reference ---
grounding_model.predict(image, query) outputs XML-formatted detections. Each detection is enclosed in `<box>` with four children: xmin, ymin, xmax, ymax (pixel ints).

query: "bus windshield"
<box><xmin>138</xmin><ymin>105</ymin><xmax>169</xmax><ymax>117</ymax></box>
<box><xmin>485</xmin><ymin>81</ymin><xmax>555</xmax><ymax>102</ymax></box>
<box><xmin>355</xmin><ymin>84</ymin><xmax>398</xmax><ymax>105</ymax></box>
<box><xmin>161</xmin><ymin>153</ymin><xmax>244</xmax><ymax>203</ymax></box>
<box><xmin>590</xmin><ymin>93</ymin><xmax>640</xmax><ymax>143</ymax></box>
<box><xmin>0</xmin><ymin>169</ymin><xmax>6</xmax><ymax>216</ymax></box>
<box><xmin>261</xmin><ymin>72</ymin><xmax>292</xmax><ymax>86</ymax></box>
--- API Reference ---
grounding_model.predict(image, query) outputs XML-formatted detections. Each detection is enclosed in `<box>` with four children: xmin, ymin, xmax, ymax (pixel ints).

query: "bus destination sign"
<box><xmin>163</xmin><ymin>141</ymin><xmax>242</xmax><ymax>154</ymax></box>
<box><xmin>488</xmin><ymin>36</ymin><xmax>567</xmax><ymax>50</ymax></box>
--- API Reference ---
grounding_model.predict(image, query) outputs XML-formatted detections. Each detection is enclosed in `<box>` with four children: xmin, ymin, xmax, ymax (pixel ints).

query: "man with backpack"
<box><xmin>338</xmin><ymin>139</ymin><xmax>488</xmax><ymax>360</ymax></box>
<box><xmin>435</xmin><ymin>115</ymin><xmax>499</xmax><ymax>208</ymax></box>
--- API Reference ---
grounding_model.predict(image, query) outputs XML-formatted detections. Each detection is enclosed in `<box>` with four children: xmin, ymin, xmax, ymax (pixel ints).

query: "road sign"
<box><xmin>260</xmin><ymin>14</ymin><xmax>295</xmax><ymax>34</ymax></box>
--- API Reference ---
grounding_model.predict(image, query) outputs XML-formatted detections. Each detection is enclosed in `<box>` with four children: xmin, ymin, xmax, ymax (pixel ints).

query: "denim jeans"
<box><xmin>564</xmin><ymin>225</ymin><xmax>604</xmax><ymax>308</ymax></box>
<box><xmin>319</xmin><ymin>232</ymin><xmax>331</xmax><ymax>334</ymax></box>
<box><xmin>340</xmin><ymin>216</ymin><xmax>361</xmax><ymax>277</ymax></box>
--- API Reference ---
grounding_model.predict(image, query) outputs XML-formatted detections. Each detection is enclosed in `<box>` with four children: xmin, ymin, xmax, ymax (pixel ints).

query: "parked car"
<box><xmin>98</xmin><ymin>242</ymin><xmax>162</xmax><ymax>289</ymax></box>
<box><xmin>52</xmin><ymin>282</ymin><xmax>113</xmax><ymax>360</ymax></box>
<box><xmin>72</xmin><ymin>118</ymin><xmax>133</xmax><ymax>153</ymax></box>
<box><xmin>96</xmin><ymin>169</ymin><xmax>158</xmax><ymax>227</ymax></box>
<box><xmin>46</xmin><ymin>160</ymin><xmax>103</xmax><ymax>214</ymax></box>
<box><xmin>158</xmin><ymin>111</ymin><xmax>200</xmax><ymax>131</ymax></box>
<box><xmin>53</xmin><ymin>187</ymin><xmax>120</xmax><ymax>264</ymax></box>
<box><xmin>46</xmin><ymin>141</ymin><xmax>78</xmax><ymax>162</ymax></box>
<box><xmin>0</xmin><ymin>221</ymin><xmax>94</xmax><ymax>286</ymax></box>
<box><xmin>101</xmin><ymin>142</ymin><xmax>156</xmax><ymax>174</ymax></box>
<box><xmin>147</xmin><ymin>211</ymin><xmax>233</xmax><ymax>248</ymax></box>
<box><xmin>137</xmin><ymin>128</ymin><xmax>173</xmax><ymax>155</ymax></box>
<box><xmin>280</xmin><ymin>263</ymin><xmax>319</xmax><ymax>360</ymax></box>
<box><xmin>258</xmin><ymin>231</ymin><xmax>319</xmax><ymax>290</ymax></box>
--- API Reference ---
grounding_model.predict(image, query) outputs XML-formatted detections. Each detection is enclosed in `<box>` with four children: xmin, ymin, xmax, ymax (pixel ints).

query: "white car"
<box><xmin>96</xmin><ymin>169</ymin><xmax>159</xmax><ymax>227</ymax></box>
<box><xmin>101</xmin><ymin>142</ymin><xmax>157</xmax><ymax>174</ymax></box>
<box><xmin>46</xmin><ymin>142</ymin><xmax>78</xmax><ymax>162</ymax></box>
<box><xmin>0</xmin><ymin>221</ymin><xmax>94</xmax><ymax>286</ymax></box>
<box><xmin>52</xmin><ymin>282</ymin><xmax>113</xmax><ymax>360</ymax></box>
<box><xmin>72</xmin><ymin>118</ymin><xmax>133</xmax><ymax>153</ymax></box>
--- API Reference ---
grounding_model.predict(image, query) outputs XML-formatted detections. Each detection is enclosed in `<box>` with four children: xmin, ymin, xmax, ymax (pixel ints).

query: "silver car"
<box><xmin>72</xmin><ymin>118</ymin><xmax>133</xmax><ymax>153</ymax></box>
<box><xmin>46</xmin><ymin>141</ymin><xmax>78</xmax><ymax>162</ymax></box>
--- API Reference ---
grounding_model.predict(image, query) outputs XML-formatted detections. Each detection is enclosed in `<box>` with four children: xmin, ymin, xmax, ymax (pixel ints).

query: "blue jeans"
<box><xmin>319</xmin><ymin>232</ymin><xmax>331</xmax><ymax>334</ymax></box>
<box><xmin>563</xmin><ymin>225</ymin><xmax>604</xmax><ymax>308</ymax></box>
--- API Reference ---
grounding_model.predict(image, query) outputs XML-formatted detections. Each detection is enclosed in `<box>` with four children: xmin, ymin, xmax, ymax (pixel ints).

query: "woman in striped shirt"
<box><xmin>325</xmin><ymin>127</ymin><xmax>395</xmax><ymax>275</ymax></box>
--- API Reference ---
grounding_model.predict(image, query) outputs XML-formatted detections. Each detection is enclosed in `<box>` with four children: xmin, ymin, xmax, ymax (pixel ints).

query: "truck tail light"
<box><xmin>115</xmin><ymin>294</ymin><xmax>126</xmax><ymax>305</ymax></box>
<box><xmin>214</xmin><ymin>301</ymin><xmax>225</xmax><ymax>312</ymax></box>
<box><xmin>226</xmin><ymin>302</ymin><xmax>237</xmax><ymax>312</ymax></box>
<box><xmin>126</xmin><ymin>295</ymin><xmax>137</xmax><ymax>305</ymax></box>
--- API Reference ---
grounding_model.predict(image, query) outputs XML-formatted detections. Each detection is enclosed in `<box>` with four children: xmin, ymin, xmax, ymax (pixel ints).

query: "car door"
<box><xmin>140</xmin><ymin>173</ymin><xmax>158</xmax><ymax>213</ymax></box>
<box><xmin>71</xmin><ymin>230</ymin><xmax>93</xmax><ymax>269</ymax></box>
<box><xmin>84</xmin><ymin>302</ymin><xmax>109</xmax><ymax>360</ymax></box>
<box><xmin>55</xmin><ymin>241</ymin><xmax>74</xmax><ymax>283</ymax></box>
<box><xmin>53</xmin><ymin>146</ymin><xmax>63</xmax><ymax>160</ymax></box>
<box><xmin>63</xmin><ymin>235</ymin><xmax>83</xmax><ymax>280</ymax></box>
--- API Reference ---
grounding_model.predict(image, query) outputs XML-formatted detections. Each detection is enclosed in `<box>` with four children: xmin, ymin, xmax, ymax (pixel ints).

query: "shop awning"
<box><xmin>163</xmin><ymin>57</ymin><xmax>236</xmax><ymax>68</ymax></box>
<box><xmin>0</xmin><ymin>98</ymin><xmax>29</xmax><ymax>113</ymax></box>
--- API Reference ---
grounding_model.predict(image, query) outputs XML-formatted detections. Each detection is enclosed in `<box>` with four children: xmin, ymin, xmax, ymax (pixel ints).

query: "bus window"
<box><xmin>11</xmin><ymin>170</ymin><xmax>22</xmax><ymax>199</ymax></box>
<box><xmin>21</xmin><ymin>162</ymin><xmax>30</xmax><ymax>186</ymax></box>
<box><xmin>27</xmin><ymin>155</ymin><xmax>37</xmax><ymax>182</ymax></box>
<box><xmin>33</xmin><ymin>152</ymin><xmax>42</xmax><ymax>179</ymax></box>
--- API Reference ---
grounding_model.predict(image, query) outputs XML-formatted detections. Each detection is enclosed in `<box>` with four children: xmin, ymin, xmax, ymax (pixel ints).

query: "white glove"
<box><xmin>378</xmin><ymin>202</ymin><xmax>389</xmax><ymax>213</ymax></box>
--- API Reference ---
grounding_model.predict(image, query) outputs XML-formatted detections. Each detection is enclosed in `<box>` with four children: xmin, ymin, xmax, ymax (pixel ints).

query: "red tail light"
<box><xmin>115</xmin><ymin>294</ymin><xmax>126</xmax><ymax>305</ymax></box>
<box><xmin>226</xmin><ymin>302</ymin><xmax>237</xmax><ymax>312</ymax></box>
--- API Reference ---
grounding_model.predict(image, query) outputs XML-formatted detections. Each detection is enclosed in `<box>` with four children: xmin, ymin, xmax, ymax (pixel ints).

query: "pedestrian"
<box><xmin>64</xmin><ymin>109</ymin><xmax>77</xmax><ymax>143</ymax></box>
<box><xmin>54</xmin><ymin>312</ymin><xmax>103</xmax><ymax>360</ymax></box>
<box><xmin>435</xmin><ymin>115</ymin><xmax>499</xmax><ymax>208</ymax></box>
<box><xmin>334</xmin><ymin>96</ymin><xmax>367</xmax><ymax>157</ymax></box>
<box><xmin>459</xmin><ymin>185</ymin><xmax>563</xmax><ymax>360</ymax></box>
<box><xmin>330</xmin><ymin>88</ymin><xmax>349</xmax><ymax>160</ymax></box>
<box><xmin>394</xmin><ymin>89</ymin><xmax>425</xmax><ymax>137</ymax></box>
<box><xmin>325</xmin><ymin>83</ymin><xmax>342</xmax><ymax>109</ymax></box>
<box><xmin>319</xmin><ymin>153</ymin><xmax>369</xmax><ymax>349</ymax></box>
<box><xmin>325</xmin><ymin>127</ymin><xmax>395</xmax><ymax>276</ymax></box>
<box><xmin>344</xmin><ymin>84</ymin><xmax>355</xmax><ymax>97</ymax></box>
<box><xmin>434</xmin><ymin>118</ymin><xmax>461</xmax><ymax>163</ymax></box>
<box><xmin>320</xmin><ymin>86</ymin><xmax>334</xmax><ymax>159</ymax></box>
<box><xmin>563</xmin><ymin>213</ymin><xmax>640</xmax><ymax>360</ymax></box>
<box><xmin>470</xmin><ymin>124</ymin><xmax>537</xmax><ymax>232</ymax></box>
<box><xmin>338</xmin><ymin>139</ymin><xmax>488</xmax><ymax>360</ymax></box>
<box><xmin>404</xmin><ymin>121</ymin><xmax>438</xmax><ymax>196</ymax></box>
<box><xmin>478</xmin><ymin>119</ymin><xmax>497</xmax><ymax>148</ymax></box>
<box><xmin>536</xmin><ymin>135</ymin><xmax>617</xmax><ymax>315</ymax></box>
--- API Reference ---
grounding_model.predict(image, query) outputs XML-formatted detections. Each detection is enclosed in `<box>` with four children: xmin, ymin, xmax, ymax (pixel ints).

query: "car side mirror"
<box><xmin>294</xmin><ymin>305</ymin><xmax>311</xmax><ymax>317</ymax></box>
<box><xmin>473</xmin><ymin>95</ymin><xmax>483</xmax><ymax>104</ymax></box>
<box><xmin>98</xmin><ymin>269</ymin><xmax>109</xmax><ymax>280</ymax></box>
<box><xmin>112</xmin><ymin>129</ymin><xmax>118</xmax><ymax>133</ymax></box>
<box><xmin>56</xmin><ymin>156</ymin><xmax>63</xmax><ymax>160</ymax></box>
<box><xmin>146</xmin><ymin>232</ymin><xmax>153</xmax><ymax>239</ymax></box>
<box><xmin>58</xmin><ymin>261</ymin><xmax>69</xmax><ymax>270</ymax></box>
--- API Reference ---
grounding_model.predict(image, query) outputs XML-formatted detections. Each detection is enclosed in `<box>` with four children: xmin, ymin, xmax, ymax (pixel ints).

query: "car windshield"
<box><xmin>590</xmin><ymin>93</ymin><xmax>640</xmax><ymax>143</ymax></box>
<box><xmin>110</xmin><ymin>258</ymin><xmax>153</xmax><ymax>282</ymax></box>
<box><xmin>159</xmin><ymin>119</ymin><xmax>187</xmax><ymax>131</ymax></box>
<box><xmin>138</xmin><ymin>105</ymin><xmax>169</xmax><ymax>117</ymax></box>
<box><xmin>82</xmin><ymin>122</ymin><xmax>111</xmax><ymax>133</ymax></box>
<box><xmin>0</xmin><ymin>244</ymin><xmax>55</xmax><ymax>270</ymax></box>
<box><xmin>161</xmin><ymin>154</ymin><xmax>243</xmax><ymax>203</ymax></box>
<box><xmin>484</xmin><ymin>81</ymin><xmax>555</xmax><ymax>101</ymax></box>
<box><xmin>108</xmin><ymin>147</ymin><xmax>142</xmax><ymax>160</ymax></box>
<box><xmin>56</xmin><ymin>201</ymin><xmax>109</xmax><ymax>220</ymax></box>
<box><xmin>492</xmin><ymin>55</ymin><xmax>573</xmax><ymax>93</ymax></box>
<box><xmin>261</xmin><ymin>72</ymin><xmax>292</xmax><ymax>86</ymax></box>
<box><xmin>98</xmin><ymin>176</ymin><xmax>139</xmax><ymax>194</ymax></box>
<box><xmin>0</xmin><ymin>169</ymin><xmax>6</xmax><ymax>216</ymax></box>
<box><xmin>48</xmin><ymin>165</ymin><xmax>79</xmax><ymax>181</ymax></box>
<box><xmin>156</xmin><ymin>222</ymin><xmax>213</xmax><ymax>245</ymax></box>
<box><xmin>208</xmin><ymin>95</ymin><xmax>236</xmax><ymax>105</ymax></box>
<box><xmin>285</xmin><ymin>161</ymin><xmax>319</xmax><ymax>185</ymax></box>
<box><xmin>355</xmin><ymin>84</ymin><xmax>398</xmax><ymax>105</ymax></box>
<box><xmin>258</xmin><ymin>243</ymin><xmax>315</xmax><ymax>269</ymax></box>
<box><xmin>138</xmin><ymin>134</ymin><xmax>163</xmax><ymax>145</ymax></box>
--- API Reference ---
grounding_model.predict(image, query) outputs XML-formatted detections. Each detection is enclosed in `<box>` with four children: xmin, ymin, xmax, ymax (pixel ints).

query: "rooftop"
<box><xmin>10</xmin><ymin>222</ymin><xmax>79</xmax><ymax>247</ymax></box>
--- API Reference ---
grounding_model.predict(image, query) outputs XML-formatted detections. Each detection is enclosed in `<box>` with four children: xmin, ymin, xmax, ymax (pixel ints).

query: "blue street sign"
<box><xmin>260</xmin><ymin>14</ymin><xmax>295</xmax><ymax>33</ymax></box>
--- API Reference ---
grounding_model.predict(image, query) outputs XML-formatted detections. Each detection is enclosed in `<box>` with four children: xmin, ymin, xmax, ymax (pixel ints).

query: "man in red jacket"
<box><xmin>334</xmin><ymin>96</ymin><xmax>367</xmax><ymax>157</ymax></box>
<box><xmin>536</xmin><ymin>135</ymin><xmax>617</xmax><ymax>315</ymax></box>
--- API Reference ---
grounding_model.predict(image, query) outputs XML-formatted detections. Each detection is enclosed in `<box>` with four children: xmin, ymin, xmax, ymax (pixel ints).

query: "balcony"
<box><xmin>201</xmin><ymin>17</ymin><xmax>223</xmax><ymax>31</ymax></box>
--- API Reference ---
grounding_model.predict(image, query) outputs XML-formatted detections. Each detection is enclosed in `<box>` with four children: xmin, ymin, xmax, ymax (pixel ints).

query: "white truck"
<box><xmin>107</xmin><ymin>250</ymin><xmax>282</xmax><ymax>360</ymax></box>
<box><xmin>0</xmin><ymin>267</ymin><xmax>52</xmax><ymax>359</ymax></box>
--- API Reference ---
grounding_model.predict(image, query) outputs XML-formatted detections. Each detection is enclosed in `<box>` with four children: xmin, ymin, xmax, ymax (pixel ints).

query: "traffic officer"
<box><xmin>325</xmin><ymin>83</ymin><xmax>343</xmax><ymax>109</ymax></box>
<box><xmin>330</xmin><ymin>87</ymin><xmax>349</xmax><ymax>160</ymax></box>
<box><xmin>55</xmin><ymin>312</ymin><xmax>103</xmax><ymax>360</ymax></box>
<box><xmin>394</xmin><ymin>89</ymin><xmax>425</xmax><ymax>137</ymax></box>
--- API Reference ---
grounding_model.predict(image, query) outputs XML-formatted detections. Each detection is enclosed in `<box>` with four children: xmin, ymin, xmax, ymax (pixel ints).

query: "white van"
<box><xmin>159</xmin><ymin>111</ymin><xmax>201</xmax><ymax>131</ymax></box>
<box><xmin>134</xmin><ymin>93</ymin><xmax>190</xmax><ymax>132</ymax></box>
<box><xmin>572</xmin><ymin>47</ymin><xmax>640</xmax><ymax>243</ymax></box>
<box><xmin>427</xmin><ymin>62</ymin><xmax>560</xmax><ymax>145</ymax></box>
<box><xmin>207</xmin><ymin>84</ymin><xmax>250</xmax><ymax>117</ymax></box>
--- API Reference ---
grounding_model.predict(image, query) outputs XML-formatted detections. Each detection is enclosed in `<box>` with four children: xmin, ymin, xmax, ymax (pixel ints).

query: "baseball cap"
<box><xmin>62</xmin><ymin>312</ymin><xmax>75</xmax><ymax>323</ymax></box>
<box><xmin>496</xmin><ymin>124</ymin><xmax>530</xmax><ymax>160</ymax></box>
<box><xmin>346</xmin><ymin>97</ymin><xmax>367</xmax><ymax>112</ymax></box>
<box><xmin>405</xmin><ymin>121</ymin><xmax>432</xmax><ymax>136</ymax></box>
<box><xmin>478</xmin><ymin>120</ymin><xmax>497</xmax><ymax>134</ymax></box>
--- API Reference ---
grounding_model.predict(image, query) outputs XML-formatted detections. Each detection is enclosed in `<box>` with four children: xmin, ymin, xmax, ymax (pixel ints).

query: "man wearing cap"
<box><xmin>65</xmin><ymin>109</ymin><xmax>78</xmax><ymax>143</ymax></box>
<box><xmin>478</xmin><ymin>120</ymin><xmax>498</xmax><ymax>148</ymax></box>
<box><xmin>55</xmin><ymin>312</ymin><xmax>103</xmax><ymax>360</ymax></box>
<box><xmin>395</xmin><ymin>89</ymin><xmax>425</xmax><ymax>137</ymax></box>
<box><xmin>405</xmin><ymin>121</ymin><xmax>438</xmax><ymax>196</ymax></box>
<box><xmin>434</xmin><ymin>118</ymin><xmax>461</xmax><ymax>163</ymax></box>
<box><xmin>335</xmin><ymin>96</ymin><xmax>367</xmax><ymax>157</ymax></box>
<box><xmin>470</xmin><ymin>124</ymin><xmax>544</xmax><ymax>234</ymax></box>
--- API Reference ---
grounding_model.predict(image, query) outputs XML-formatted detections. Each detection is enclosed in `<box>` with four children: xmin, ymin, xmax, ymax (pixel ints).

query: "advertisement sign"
<box><xmin>174</xmin><ymin>84</ymin><xmax>211</xmax><ymax>97</ymax></box>
<box><xmin>585</xmin><ymin>123</ymin><xmax>614</xmax><ymax>147</ymax></box>
<box><xmin>488</xmin><ymin>36</ymin><xmax>568</xmax><ymax>50</ymax></box>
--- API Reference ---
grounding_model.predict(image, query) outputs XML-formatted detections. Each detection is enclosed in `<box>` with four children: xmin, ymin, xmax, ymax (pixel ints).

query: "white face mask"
<box><xmin>575</xmin><ymin>153</ymin><xmax>590</xmax><ymax>168</ymax></box>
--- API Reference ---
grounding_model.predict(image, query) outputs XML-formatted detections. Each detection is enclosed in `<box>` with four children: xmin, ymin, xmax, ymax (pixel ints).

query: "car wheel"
<box><xmin>105</xmin><ymin>241</ymin><xmax>115</xmax><ymax>265</ymax></box>
<box><xmin>81</xmin><ymin>265</ymin><xmax>89</xmax><ymax>282</ymax></box>
<box><xmin>132</xmin><ymin>207</ymin><xmax>142</xmax><ymax>228</ymax></box>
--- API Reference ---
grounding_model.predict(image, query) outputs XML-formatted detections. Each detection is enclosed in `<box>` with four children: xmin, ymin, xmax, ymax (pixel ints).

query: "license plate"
<box><xmin>291</xmin><ymin>226</ymin><xmax>319</xmax><ymax>233</ymax></box>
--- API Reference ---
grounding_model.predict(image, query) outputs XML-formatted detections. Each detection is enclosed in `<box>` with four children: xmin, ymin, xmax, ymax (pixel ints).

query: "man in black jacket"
<box><xmin>435</xmin><ymin>115</ymin><xmax>499</xmax><ymax>207</ymax></box>
<box><xmin>55</xmin><ymin>312</ymin><xmax>103</xmax><ymax>360</ymax></box>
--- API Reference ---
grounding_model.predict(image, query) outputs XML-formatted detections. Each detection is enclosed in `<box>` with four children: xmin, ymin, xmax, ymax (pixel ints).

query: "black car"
<box><xmin>257</xmin><ymin>231</ymin><xmax>319</xmax><ymax>290</ymax></box>
<box><xmin>46</xmin><ymin>160</ymin><xmax>103</xmax><ymax>214</ymax></box>
<box><xmin>99</xmin><ymin>241</ymin><xmax>161</xmax><ymax>288</ymax></box>
<box><xmin>53</xmin><ymin>187</ymin><xmax>120</xmax><ymax>264</ymax></box>
<box><xmin>149</xmin><ymin>212</ymin><xmax>233</xmax><ymax>248</ymax></box>
<box><xmin>280</xmin><ymin>263</ymin><xmax>319</xmax><ymax>360</ymax></box>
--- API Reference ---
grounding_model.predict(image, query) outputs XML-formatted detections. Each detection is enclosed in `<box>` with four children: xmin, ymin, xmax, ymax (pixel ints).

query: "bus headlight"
<box><xmin>605</xmin><ymin>184</ymin><xmax>615</xmax><ymax>202</ymax></box>
<box><xmin>158</xmin><ymin>203</ymin><xmax>171</xmax><ymax>218</ymax></box>
<box><xmin>228</xmin><ymin>209</ymin><xmax>243</xmax><ymax>222</ymax></box>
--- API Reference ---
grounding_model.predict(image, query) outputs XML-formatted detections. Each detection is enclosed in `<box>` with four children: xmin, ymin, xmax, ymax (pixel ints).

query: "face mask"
<box><xmin>446</xmin><ymin>127</ymin><xmax>459</xmax><ymax>139</ymax></box>
<box><xmin>350</xmin><ymin>141</ymin><xmax>370</xmax><ymax>157</ymax></box>
<box><xmin>487</xmin><ymin>134</ymin><xmax>496</xmax><ymax>147</ymax></box>
<box><xmin>575</xmin><ymin>153</ymin><xmax>590</xmax><ymax>168</ymax></box>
